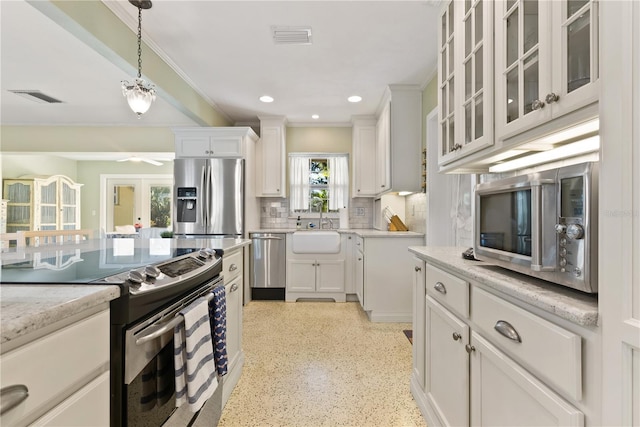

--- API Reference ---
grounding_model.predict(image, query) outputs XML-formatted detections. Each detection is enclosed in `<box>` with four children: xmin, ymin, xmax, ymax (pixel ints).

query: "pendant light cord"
<box><xmin>137</xmin><ymin>6</ymin><xmax>142</xmax><ymax>79</ymax></box>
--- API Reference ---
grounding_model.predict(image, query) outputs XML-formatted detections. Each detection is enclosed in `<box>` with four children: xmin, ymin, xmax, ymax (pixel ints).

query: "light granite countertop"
<box><xmin>408</xmin><ymin>246</ymin><xmax>599</xmax><ymax>327</ymax></box>
<box><xmin>250</xmin><ymin>228</ymin><xmax>424</xmax><ymax>238</ymax></box>
<box><xmin>0</xmin><ymin>285</ymin><xmax>121</xmax><ymax>346</ymax></box>
<box><xmin>0</xmin><ymin>237</ymin><xmax>251</xmax><ymax>347</ymax></box>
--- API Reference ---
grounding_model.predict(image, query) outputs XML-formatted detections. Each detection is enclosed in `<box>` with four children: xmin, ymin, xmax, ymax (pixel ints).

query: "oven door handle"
<box><xmin>135</xmin><ymin>316</ymin><xmax>183</xmax><ymax>345</ymax></box>
<box><xmin>135</xmin><ymin>291</ymin><xmax>217</xmax><ymax>346</ymax></box>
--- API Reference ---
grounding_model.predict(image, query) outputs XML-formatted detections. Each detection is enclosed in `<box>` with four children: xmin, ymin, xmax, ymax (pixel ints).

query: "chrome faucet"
<box><xmin>311</xmin><ymin>197</ymin><xmax>330</xmax><ymax>229</ymax></box>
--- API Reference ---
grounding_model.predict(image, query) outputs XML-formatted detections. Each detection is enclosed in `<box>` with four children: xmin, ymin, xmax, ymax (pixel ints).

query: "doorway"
<box><xmin>101</xmin><ymin>175</ymin><xmax>173</xmax><ymax>233</ymax></box>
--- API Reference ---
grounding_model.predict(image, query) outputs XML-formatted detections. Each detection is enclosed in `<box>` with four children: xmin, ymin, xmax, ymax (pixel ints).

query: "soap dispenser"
<box><xmin>296</xmin><ymin>216</ymin><xmax>301</xmax><ymax>230</ymax></box>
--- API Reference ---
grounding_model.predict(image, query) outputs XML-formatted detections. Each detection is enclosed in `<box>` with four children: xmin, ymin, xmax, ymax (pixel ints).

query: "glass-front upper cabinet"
<box><xmin>439</xmin><ymin>0</ymin><xmax>494</xmax><ymax>168</ymax></box>
<box><xmin>438</xmin><ymin>1</ymin><xmax>456</xmax><ymax>162</ymax></box>
<box><xmin>495</xmin><ymin>0</ymin><xmax>599</xmax><ymax>141</ymax></box>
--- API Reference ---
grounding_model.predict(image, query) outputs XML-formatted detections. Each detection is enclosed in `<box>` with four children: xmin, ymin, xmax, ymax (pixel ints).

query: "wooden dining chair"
<box><xmin>19</xmin><ymin>229</ymin><xmax>94</xmax><ymax>247</ymax></box>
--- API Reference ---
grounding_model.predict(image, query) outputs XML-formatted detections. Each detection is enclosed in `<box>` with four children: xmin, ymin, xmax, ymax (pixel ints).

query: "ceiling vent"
<box><xmin>9</xmin><ymin>90</ymin><xmax>63</xmax><ymax>104</ymax></box>
<box><xmin>271</xmin><ymin>26</ymin><xmax>312</xmax><ymax>45</ymax></box>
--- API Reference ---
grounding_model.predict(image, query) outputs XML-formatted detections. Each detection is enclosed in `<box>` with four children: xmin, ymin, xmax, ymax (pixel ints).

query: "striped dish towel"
<box><xmin>174</xmin><ymin>297</ymin><xmax>218</xmax><ymax>412</ymax></box>
<box><xmin>209</xmin><ymin>286</ymin><xmax>228</xmax><ymax>376</ymax></box>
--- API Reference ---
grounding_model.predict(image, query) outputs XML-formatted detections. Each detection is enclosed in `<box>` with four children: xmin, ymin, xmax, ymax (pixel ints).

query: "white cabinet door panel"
<box><xmin>470</xmin><ymin>332</ymin><xmax>584</xmax><ymax>427</ymax></box>
<box><xmin>425</xmin><ymin>296</ymin><xmax>469</xmax><ymax>427</ymax></box>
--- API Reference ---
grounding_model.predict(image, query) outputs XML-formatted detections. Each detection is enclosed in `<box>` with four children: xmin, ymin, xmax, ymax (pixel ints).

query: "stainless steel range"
<box><xmin>1</xmin><ymin>241</ymin><xmax>224</xmax><ymax>427</ymax></box>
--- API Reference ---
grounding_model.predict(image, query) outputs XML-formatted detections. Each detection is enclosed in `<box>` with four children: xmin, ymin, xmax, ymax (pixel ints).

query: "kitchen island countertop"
<box><xmin>250</xmin><ymin>228</ymin><xmax>424</xmax><ymax>238</ymax></box>
<box><xmin>409</xmin><ymin>246</ymin><xmax>599</xmax><ymax>327</ymax></box>
<box><xmin>0</xmin><ymin>237</ymin><xmax>250</xmax><ymax>348</ymax></box>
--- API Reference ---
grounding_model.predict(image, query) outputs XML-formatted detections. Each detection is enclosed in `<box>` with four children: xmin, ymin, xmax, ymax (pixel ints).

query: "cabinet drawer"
<box><xmin>425</xmin><ymin>263</ymin><xmax>469</xmax><ymax>318</ymax></box>
<box><xmin>32</xmin><ymin>371</ymin><xmax>109</xmax><ymax>427</ymax></box>
<box><xmin>472</xmin><ymin>286</ymin><xmax>582</xmax><ymax>401</ymax></box>
<box><xmin>223</xmin><ymin>249</ymin><xmax>243</xmax><ymax>282</ymax></box>
<box><xmin>0</xmin><ymin>310</ymin><xmax>109</xmax><ymax>426</ymax></box>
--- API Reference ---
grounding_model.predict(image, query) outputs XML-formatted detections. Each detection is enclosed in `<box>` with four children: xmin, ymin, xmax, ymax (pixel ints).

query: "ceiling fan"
<box><xmin>116</xmin><ymin>156</ymin><xmax>164</xmax><ymax>166</ymax></box>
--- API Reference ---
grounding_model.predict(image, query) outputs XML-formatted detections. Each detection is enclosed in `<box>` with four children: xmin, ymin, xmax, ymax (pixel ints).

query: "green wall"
<box><xmin>286</xmin><ymin>126</ymin><xmax>352</xmax><ymax>155</ymax></box>
<box><xmin>2</xmin><ymin>154</ymin><xmax>78</xmax><ymax>180</ymax></box>
<box><xmin>77</xmin><ymin>160</ymin><xmax>173</xmax><ymax>232</ymax></box>
<box><xmin>422</xmin><ymin>74</ymin><xmax>438</xmax><ymax>150</ymax></box>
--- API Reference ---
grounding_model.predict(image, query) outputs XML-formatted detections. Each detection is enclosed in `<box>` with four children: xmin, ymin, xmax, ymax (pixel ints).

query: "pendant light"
<box><xmin>121</xmin><ymin>0</ymin><xmax>156</xmax><ymax>118</ymax></box>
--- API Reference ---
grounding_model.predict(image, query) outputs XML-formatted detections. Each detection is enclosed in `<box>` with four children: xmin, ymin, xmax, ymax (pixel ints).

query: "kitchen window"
<box><xmin>289</xmin><ymin>154</ymin><xmax>349</xmax><ymax>214</ymax></box>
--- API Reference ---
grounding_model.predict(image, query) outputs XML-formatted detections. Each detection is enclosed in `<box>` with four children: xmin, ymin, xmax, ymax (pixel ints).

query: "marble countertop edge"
<box><xmin>408</xmin><ymin>246</ymin><xmax>599</xmax><ymax>327</ymax></box>
<box><xmin>0</xmin><ymin>285</ymin><xmax>120</xmax><ymax>345</ymax></box>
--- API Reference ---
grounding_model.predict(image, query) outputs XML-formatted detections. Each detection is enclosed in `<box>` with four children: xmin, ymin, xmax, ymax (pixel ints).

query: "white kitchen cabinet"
<box><xmin>375</xmin><ymin>85</ymin><xmax>422</xmax><ymax>196</ymax></box>
<box><xmin>599</xmin><ymin>2</ymin><xmax>640</xmax><ymax>425</ymax></box>
<box><xmin>256</xmin><ymin>116</ymin><xmax>286</xmax><ymax>198</ymax></box>
<box><xmin>354</xmin><ymin>237</ymin><xmax>364</xmax><ymax>305</ymax></box>
<box><xmin>351</xmin><ymin>117</ymin><xmax>377</xmax><ymax>197</ymax></box>
<box><xmin>438</xmin><ymin>0</ymin><xmax>495</xmax><ymax>167</ymax></box>
<box><xmin>286</xmin><ymin>259</ymin><xmax>345</xmax><ymax>297</ymax></box>
<box><xmin>0</xmin><ymin>309</ymin><xmax>110</xmax><ymax>426</ymax></box>
<box><xmin>3</xmin><ymin>175</ymin><xmax>82</xmax><ymax>233</ymax></box>
<box><xmin>221</xmin><ymin>248</ymin><xmax>245</xmax><ymax>408</ymax></box>
<box><xmin>411</xmin><ymin>258</ymin><xmax>426</xmax><ymax>390</ymax></box>
<box><xmin>174</xmin><ymin>127</ymin><xmax>253</xmax><ymax>158</ymax></box>
<box><xmin>375</xmin><ymin>102</ymin><xmax>391</xmax><ymax>193</ymax></box>
<box><xmin>470</xmin><ymin>332</ymin><xmax>583</xmax><ymax>427</ymax></box>
<box><xmin>412</xmin><ymin>259</ymin><xmax>590</xmax><ymax>427</ymax></box>
<box><xmin>359</xmin><ymin>234</ymin><xmax>424</xmax><ymax>322</ymax></box>
<box><xmin>494</xmin><ymin>0</ymin><xmax>599</xmax><ymax>141</ymax></box>
<box><xmin>425</xmin><ymin>296</ymin><xmax>470</xmax><ymax>427</ymax></box>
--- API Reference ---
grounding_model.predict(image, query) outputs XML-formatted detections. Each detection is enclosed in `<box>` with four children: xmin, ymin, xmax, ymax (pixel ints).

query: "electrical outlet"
<box><xmin>355</xmin><ymin>207</ymin><xmax>365</xmax><ymax>216</ymax></box>
<box><xmin>270</xmin><ymin>207</ymin><xmax>277</xmax><ymax>217</ymax></box>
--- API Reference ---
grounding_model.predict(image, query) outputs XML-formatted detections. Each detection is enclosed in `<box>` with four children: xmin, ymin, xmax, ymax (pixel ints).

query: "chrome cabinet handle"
<box><xmin>531</xmin><ymin>99</ymin><xmax>545</xmax><ymax>110</ymax></box>
<box><xmin>434</xmin><ymin>281</ymin><xmax>447</xmax><ymax>294</ymax></box>
<box><xmin>452</xmin><ymin>332</ymin><xmax>462</xmax><ymax>341</ymax></box>
<box><xmin>230</xmin><ymin>283</ymin><xmax>239</xmax><ymax>292</ymax></box>
<box><xmin>229</xmin><ymin>264</ymin><xmax>238</xmax><ymax>272</ymax></box>
<box><xmin>358</xmin><ymin>258</ymin><xmax>362</xmax><ymax>261</ymax></box>
<box><xmin>494</xmin><ymin>320</ymin><xmax>522</xmax><ymax>343</ymax></box>
<box><xmin>545</xmin><ymin>92</ymin><xmax>559</xmax><ymax>104</ymax></box>
<box><xmin>415</xmin><ymin>266</ymin><xmax>422</xmax><ymax>272</ymax></box>
<box><xmin>465</xmin><ymin>344</ymin><xmax>476</xmax><ymax>354</ymax></box>
<box><xmin>1</xmin><ymin>385</ymin><xmax>29</xmax><ymax>415</ymax></box>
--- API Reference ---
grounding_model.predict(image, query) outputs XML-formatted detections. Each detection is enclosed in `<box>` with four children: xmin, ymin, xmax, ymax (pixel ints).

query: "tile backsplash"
<box><xmin>259</xmin><ymin>197</ymin><xmax>374</xmax><ymax>229</ymax></box>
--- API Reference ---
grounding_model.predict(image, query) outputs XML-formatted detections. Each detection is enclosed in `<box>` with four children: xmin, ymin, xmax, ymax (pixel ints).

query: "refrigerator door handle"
<box><xmin>200</xmin><ymin>164</ymin><xmax>208</xmax><ymax>228</ymax></box>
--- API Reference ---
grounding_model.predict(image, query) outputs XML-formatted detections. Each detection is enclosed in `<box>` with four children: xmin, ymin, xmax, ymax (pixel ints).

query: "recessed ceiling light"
<box><xmin>348</xmin><ymin>95</ymin><xmax>362</xmax><ymax>103</ymax></box>
<box><xmin>312</xmin><ymin>114</ymin><xmax>319</xmax><ymax>119</ymax></box>
<box><xmin>260</xmin><ymin>95</ymin><xmax>274</xmax><ymax>103</ymax></box>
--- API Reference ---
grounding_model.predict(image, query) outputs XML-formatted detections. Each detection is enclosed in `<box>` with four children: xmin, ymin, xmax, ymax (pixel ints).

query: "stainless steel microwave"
<box><xmin>474</xmin><ymin>162</ymin><xmax>598</xmax><ymax>293</ymax></box>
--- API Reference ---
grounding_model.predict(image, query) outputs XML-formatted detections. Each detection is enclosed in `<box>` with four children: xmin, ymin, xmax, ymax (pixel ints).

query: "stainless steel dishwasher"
<box><xmin>250</xmin><ymin>232</ymin><xmax>286</xmax><ymax>300</ymax></box>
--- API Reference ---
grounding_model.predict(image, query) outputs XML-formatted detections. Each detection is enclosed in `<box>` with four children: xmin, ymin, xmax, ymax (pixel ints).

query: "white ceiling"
<box><xmin>1</xmin><ymin>0</ymin><xmax>440</xmax><ymax>130</ymax></box>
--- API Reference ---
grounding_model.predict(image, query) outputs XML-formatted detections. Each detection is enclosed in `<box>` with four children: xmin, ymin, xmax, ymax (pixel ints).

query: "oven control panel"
<box><xmin>100</xmin><ymin>248</ymin><xmax>221</xmax><ymax>294</ymax></box>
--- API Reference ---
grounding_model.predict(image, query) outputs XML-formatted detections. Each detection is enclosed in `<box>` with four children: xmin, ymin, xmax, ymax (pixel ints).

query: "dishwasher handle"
<box><xmin>252</xmin><ymin>236</ymin><xmax>283</xmax><ymax>240</ymax></box>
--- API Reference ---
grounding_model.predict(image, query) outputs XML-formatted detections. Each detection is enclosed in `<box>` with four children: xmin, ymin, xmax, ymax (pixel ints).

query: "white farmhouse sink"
<box><xmin>292</xmin><ymin>230</ymin><xmax>341</xmax><ymax>254</ymax></box>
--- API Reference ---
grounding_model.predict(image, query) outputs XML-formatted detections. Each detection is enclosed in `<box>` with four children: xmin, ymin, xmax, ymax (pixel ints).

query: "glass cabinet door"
<box><xmin>497</xmin><ymin>0</ymin><xmax>551</xmax><ymax>138</ymax></box>
<box><xmin>60</xmin><ymin>179</ymin><xmax>80</xmax><ymax>230</ymax></box>
<box><xmin>439</xmin><ymin>1</ymin><xmax>457</xmax><ymax>160</ymax></box>
<box><xmin>552</xmin><ymin>0</ymin><xmax>599</xmax><ymax>115</ymax></box>
<box><xmin>39</xmin><ymin>180</ymin><xmax>58</xmax><ymax>230</ymax></box>
<box><xmin>496</xmin><ymin>0</ymin><xmax>598</xmax><ymax>140</ymax></box>
<box><xmin>460</xmin><ymin>0</ymin><xmax>493</xmax><ymax>158</ymax></box>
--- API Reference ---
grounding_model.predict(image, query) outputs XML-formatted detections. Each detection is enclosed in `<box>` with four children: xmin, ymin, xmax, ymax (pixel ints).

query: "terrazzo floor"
<box><xmin>217</xmin><ymin>301</ymin><xmax>426</xmax><ymax>427</ymax></box>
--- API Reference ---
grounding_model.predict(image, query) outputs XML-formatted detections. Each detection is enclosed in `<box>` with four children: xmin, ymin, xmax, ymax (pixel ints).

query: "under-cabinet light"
<box><xmin>489</xmin><ymin>136</ymin><xmax>600</xmax><ymax>173</ymax></box>
<box><xmin>398</xmin><ymin>191</ymin><xmax>413</xmax><ymax>196</ymax></box>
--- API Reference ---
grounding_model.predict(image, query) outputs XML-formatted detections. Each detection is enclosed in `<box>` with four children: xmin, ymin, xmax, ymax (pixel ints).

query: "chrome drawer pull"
<box><xmin>452</xmin><ymin>332</ymin><xmax>462</xmax><ymax>341</ymax></box>
<box><xmin>229</xmin><ymin>264</ymin><xmax>238</xmax><ymax>272</ymax></box>
<box><xmin>230</xmin><ymin>283</ymin><xmax>239</xmax><ymax>292</ymax></box>
<box><xmin>415</xmin><ymin>266</ymin><xmax>422</xmax><ymax>272</ymax></box>
<box><xmin>0</xmin><ymin>385</ymin><xmax>29</xmax><ymax>415</ymax></box>
<box><xmin>434</xmin><ymin>281</ymin><xmax>447</xmax><ymax>294</ymax></box>
<box><xmin>465</xmin><ymin>344</ymin><xmax>475</xmax><ymax>354</ymax></box>
<box><xmin>494</xmin><ymin>320</ymin><xmax>522</xmax><ymax>343</ymax></box>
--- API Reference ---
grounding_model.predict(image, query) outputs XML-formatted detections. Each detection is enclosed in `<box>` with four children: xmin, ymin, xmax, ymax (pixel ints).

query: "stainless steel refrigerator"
<box><xmin>174</xmin><ymin>158</ymin><xmax>244</xmax><ymax>236</ymax></box>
